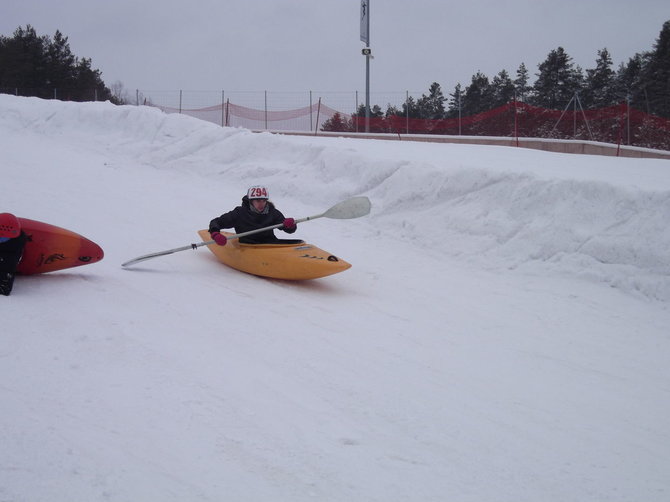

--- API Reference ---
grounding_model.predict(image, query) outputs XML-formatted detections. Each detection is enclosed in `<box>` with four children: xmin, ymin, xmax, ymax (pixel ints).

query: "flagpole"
<box><xmin>360</xmin><ymin>0</ymin><xmax>371</xmax><ymax>133</ymax></box>
<box><xmin>365</xmin><ymin>49</ymin><xmax>370</xmax><ymax>132</ymax></box>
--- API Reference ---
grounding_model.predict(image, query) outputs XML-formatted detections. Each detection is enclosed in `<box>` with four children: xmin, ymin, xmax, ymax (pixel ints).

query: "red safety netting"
<box><xmin>350</xmin><ymin>102</ymin><xmax>670</xmax><ymax>151</ymax></box>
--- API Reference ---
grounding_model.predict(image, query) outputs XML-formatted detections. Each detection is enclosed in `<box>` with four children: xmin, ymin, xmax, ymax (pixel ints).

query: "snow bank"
<box><xmin>4</xmin><ymin>94</ymin><xmax>668</xmax><ymax>300</ymax></box>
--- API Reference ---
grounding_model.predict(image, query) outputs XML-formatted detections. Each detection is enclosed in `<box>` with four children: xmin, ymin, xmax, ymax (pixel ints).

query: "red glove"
<box><xmin>211</xmin><ymin>231</ymin><xmax>227</xmax><ymax>246</ymax></box>
<box><xmin>283</xmin><ymin>218</ymin><xmax>296</xmax><ymax>230</ymax></box>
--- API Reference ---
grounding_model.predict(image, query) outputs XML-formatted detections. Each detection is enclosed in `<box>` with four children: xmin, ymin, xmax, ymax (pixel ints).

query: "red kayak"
<box><xmin>17</xmin><ymin>218</ymin><xmax>104</xmax><ymax>275</ymax></box>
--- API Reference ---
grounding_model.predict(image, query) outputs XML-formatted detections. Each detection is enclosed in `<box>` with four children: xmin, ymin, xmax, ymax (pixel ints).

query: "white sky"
<box><xmin>2</xmin><ymin>0</ymin><xmax>669</xmax><ymax>96</ymax></box>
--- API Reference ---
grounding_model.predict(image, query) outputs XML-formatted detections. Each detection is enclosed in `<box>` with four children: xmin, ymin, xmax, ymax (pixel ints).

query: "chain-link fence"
<box><xmin>1</xmin><ymin>87</ymin><xmax>108</xmax><ymax>102</ymax></box>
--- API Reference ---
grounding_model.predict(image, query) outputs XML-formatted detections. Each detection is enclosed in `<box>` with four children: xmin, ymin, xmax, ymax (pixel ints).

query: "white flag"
<box><xmin>360</xmin><ymin>0</ymin><xmax>369</xmax><ymax>45</ymax></box>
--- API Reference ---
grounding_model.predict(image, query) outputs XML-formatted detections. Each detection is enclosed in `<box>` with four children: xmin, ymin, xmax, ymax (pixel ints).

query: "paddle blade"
<box><xmin>122</xmin><ymin>241</ymin><xmax>210</xmax><ymax>267</ymax></box>
<box><xmin>323</xmin><ymin>196</ymin><xmax>371</xmax><ymax>219</ymax></box>
<box><xmin>121</xmin><ymin>249</ymin><xmax>177</xmax><ymax>267</ymax></box>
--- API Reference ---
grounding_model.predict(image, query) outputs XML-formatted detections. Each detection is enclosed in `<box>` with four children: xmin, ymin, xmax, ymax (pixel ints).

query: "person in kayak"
<box><xmin>0</xmin><ymin>212</ymin><xmax>27</xmax><ymax>296</ymax></box>
<box><xmin>208</xmin><ymin>186</ymin><xmax>299</xmax><ymax>246</ymax></box>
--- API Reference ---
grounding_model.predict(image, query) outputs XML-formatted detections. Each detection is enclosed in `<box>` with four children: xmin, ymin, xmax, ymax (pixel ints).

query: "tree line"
<box><xmin>0</xmin><ymin>25</ymin><xmax>120</xmax><ymax>103</ymax></box>
<box><xmin>324</xmin><ymin>20</ymin><xmax>670</xmax><ymax>131</ymax></box>
<box><xmin>2</xmin><ymin>21</ymin><xmax>668</xmax><ymax>123</ymax></box>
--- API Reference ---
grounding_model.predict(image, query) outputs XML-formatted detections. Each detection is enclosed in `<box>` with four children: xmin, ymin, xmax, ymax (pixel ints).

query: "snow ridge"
<box><xmin>3</xmin><ymin>94</ymin><xmax>669</xmax><ymax>301</ymax></box>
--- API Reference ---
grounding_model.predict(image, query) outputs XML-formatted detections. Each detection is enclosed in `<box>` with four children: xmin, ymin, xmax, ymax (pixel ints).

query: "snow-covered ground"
<box><xmin>2</xmin><ymin>94</ymin><xmax>669</xmax><ymax>502</ymax></box>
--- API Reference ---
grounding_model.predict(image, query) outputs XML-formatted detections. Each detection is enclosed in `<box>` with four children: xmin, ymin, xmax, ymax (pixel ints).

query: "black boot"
<box><xmin>0</xmin><ymin>271</ymin><xmax>15</xmax><ymax>296</ymax></box>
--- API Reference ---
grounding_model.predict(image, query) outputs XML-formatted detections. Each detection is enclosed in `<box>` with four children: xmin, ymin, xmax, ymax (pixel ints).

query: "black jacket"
<box><xmin>0</xmin><ymin>231</ymin><xmax>27</xmax><ymax>273</ymax></box>
<box><xmin>208</xmin><ymin>196</ymin><xmax>297</xmax><ymax>244</ymax></box>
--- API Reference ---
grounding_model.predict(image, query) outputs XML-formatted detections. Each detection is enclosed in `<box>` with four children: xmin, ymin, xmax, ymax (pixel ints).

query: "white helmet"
<box><xmin>247</xmin><ymin>186</ymin><xmax>269</xmax><ymax>200</ymax></box>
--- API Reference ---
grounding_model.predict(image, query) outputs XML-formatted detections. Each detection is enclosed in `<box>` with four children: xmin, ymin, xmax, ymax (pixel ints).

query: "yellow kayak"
<box><xmin>197</xmin><ymin>230</ymin><xmax>351</xmax><ymax>280</ymax></box>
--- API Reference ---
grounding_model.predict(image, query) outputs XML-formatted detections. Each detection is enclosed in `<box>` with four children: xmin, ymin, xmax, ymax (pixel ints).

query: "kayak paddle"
<box><xmin>121</xmin><ymin>196</ymin><xmax>371</xmax><ymax>268</ymax></box>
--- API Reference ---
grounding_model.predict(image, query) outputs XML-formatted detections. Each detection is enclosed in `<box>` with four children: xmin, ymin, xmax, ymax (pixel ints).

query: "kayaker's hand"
<box><xmin>283</xmin><ymin>218</ymin><xmax>296</xmax><ymax>230</ymax></box>
<box><xmin>211</xmin><ymin>231</ymin><xmax>227</xmax><ymax>246</ymax></box>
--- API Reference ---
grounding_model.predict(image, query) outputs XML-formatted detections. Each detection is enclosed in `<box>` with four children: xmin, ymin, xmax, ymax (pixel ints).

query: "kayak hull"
<box><xmin>197</xmin><ymin>230</ymin><xmax>351</xmax><ymax>280</ymax></box>
<box><xmin>17</xmin><ymin>218</ymin><xmax>104</xmax><ymax>275</ymax></box>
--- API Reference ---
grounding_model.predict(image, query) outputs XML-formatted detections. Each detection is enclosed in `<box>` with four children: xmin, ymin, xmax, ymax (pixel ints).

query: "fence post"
<box><xmin>179</xmin><ymin>90</ymin><xmax>182</xmax><ymax>114</ymax></box>
<box><xmin>406</xmin><ymin>91</ymin><xmax>409</xmax><ymax>134</ymax></box>
<box><xmin>573</xmin><ymin>94</ymin><xmax>577</xmax><ymax>137</ymax></box>
<box><xmin>264</xmin><ymin>91</ymin><xmax>268</xmax><ymax>130</ymax></box>
<box><xmin>458</xmin><ymin>89</ymin><xmax>462</xmax><ymax>135</ymax></box>
<box><xmin>616</xmin><ymin>101</ymin><xmax>626</xmax><ymax>156</ymax></box>
<box><xmin>626</xmin><ymin>95</ymin><xmax>631</xmax><ymax>145</ymax></box>
<box><xmin>221</xmin><ymin>90</ymin><xmax>225</xmax><ymax>127</ymax></box>
<box><xmin>514</xmin><ymin>96</ymin><xmax>519</xmax><ymax>147</ymax></box>
<box><xmin>309</xmin><ymin>91</ymin><xmax>313</xmax><ymax>132</ymax></box>
<box><xmin>315</xmin><ymin>98</ymin><xmax>321</xmax><ymax>136</ymax></box>
<box><xmin>355</xmin><ymin>91</ymin><xmax>359</xmax><ymax>132</ymax></box>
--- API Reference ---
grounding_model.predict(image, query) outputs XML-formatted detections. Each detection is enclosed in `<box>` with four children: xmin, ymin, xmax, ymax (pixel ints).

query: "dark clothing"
<box><xmin>0</xmin><ymin>231</ymin><xmax>27</xmax><ymax>295</ymax></box>
<box><xmin>209</xmin><ymin>196</ymin><xmax>298</xmax><ymax>244</ymax></box>
<box><xmin>0</xmin><ymin>231</ymin><xmax>26</xmax><ymax>272</ymax></box>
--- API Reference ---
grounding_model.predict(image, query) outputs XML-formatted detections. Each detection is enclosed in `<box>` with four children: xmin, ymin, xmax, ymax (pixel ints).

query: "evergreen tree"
<box><xmin>614</xmin><ymin>53</ymin><xmax>649</xmax><ymax>111</ymax></box>
<box><xmin>385</xmin><ymin>103</ymin><xmax>402</xmax><ymax>117</ymax></box>
<box><xmin>532</xmin><ymin>47</ymin><xmax>583</xmax><ymax>109</ymax></box>
<box><xmin>0</xmin><ymin>25</ymin><xmax>117</xmax><ymax>103</ymax></box>
<box><xmin>0</xmin><ymin>25</ymin><xmax>49</xmax><ymax>95</ymax></box>
<box><xmin>46</xmin><ymin>30</ymin><xmax>76</xmax><ymax>90</ymax></box>
<box><xmin>400</xmin><ymin>96</ymin><xmax>422</xmax><ymax>119</ymax></box>
<box><xmin>514</xmin><ymin>63</ymin><xmax>531</xmax><ymax>102</ymax></box>
<box><xmin>321</xmin><ymin>112</ymin><xmax>352</xmax><ymax>132</ymax></box>
<box><xmin>491</xmin><ymin>69</ymin><xmax>515</xmax><ymax>108</ymax></box>
<box><xmin>353</xmin><ymin>103</ymin><xmax>383</xmax><ymax>118</ymax></box>
<box><xmin>72</xmin><ymin>57</ymin><xmax>113</xmax><ymax>101</ymax></box>
<box><xmin>446</xmin><ymin>83</ymin><xmax>462</xmax><ymax>119</ymax></box>
<box><xmin>351</xmin><ymin>103</ymin><xmax>383</xmax><ymax>131</ymax></box>
<box><xmin>642</xmin><ymin>20</ymin><xmax>670</xmax><ymax>117</ymax></box>
<box><xmin>462</xmin><ymin>71</ymin><xmax>494</xmax><ymax>115</ymax></box>
<box><xmin>415</xmin><ymin>82</ymin><xmax>446</xmax><ymax>119</ymax></box>
<box><xmin>583</xmin><ymin>48</ymin><xmax>617</xmax><ymax>108</ymax></box>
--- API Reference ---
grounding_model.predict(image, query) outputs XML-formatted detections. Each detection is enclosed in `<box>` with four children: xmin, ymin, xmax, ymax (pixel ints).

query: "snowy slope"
<box><xmin>2</xmin><ymin>95</ymin><xmax>669</xmax><ymax>502</ymax></box>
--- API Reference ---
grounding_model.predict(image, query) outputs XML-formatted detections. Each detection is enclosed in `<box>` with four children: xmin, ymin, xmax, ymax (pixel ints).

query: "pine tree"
<box><xmin>583</xmin><ymin>48</ymin><xmax>617</xmax><ymax>108</ymax></box>
<box><xmin>532</xmin><ymin>47</ymin><xmax>583</xmax><ymax>109</ymax></box>
<box><xmin>353</xmin><ymin>103</ymin><xmax>383</xmax><ymax>118</ymax></box>
<box><xmin>321</xmin><ymin>112</ymin><xmax>352</xmax><ymax>132</ymax></box>
<box><xmin>491</xmin><ymin>69</ymin><xmax>515</xmax><ymax>108</ymax></box>
<box><xmin>514</xmin><ymin>63</ymin><xmax>531</xmax><ymax>102</ymax></box>
<box><xmin>0</xmin><ymin>25</ymin><xmax>117</xmax><ymax>102</ymax></box>
<box><xmin>462</xmin><ymin>71</ymin><xmax>494</xmax><ymax>115</ymax></box>
<box><xmin>415</xmin><ymin>82</ymin><xmax>446</xmax><ymax>119</ymax></box>
<box><xmin>46</xmin><ymin>30</ymin><xmax>76</xmax><ymax>90</ymax></box>
<box><xmin>642</xmin><ymin>20</ymin><xmax>670</xmax><ymax>117</ymax></box>
<box><xmin>72</xmin><ymin>57</ymin><xmax>113</xmax><ymax>101</ymax></box>
<box><xmin>385</xmin><ymin>103</ymin><xmax>402</xmax><ymax>117</ymax></box>
<box><xmin>614</xmin><ymin>53</ymin><xmax>649</xmax><ymax>111</ymax></box>
<box><xmin>446</xmin><ymin>83</ymin><xmax>462</xmax><ymax>119</ymax></box>
<box><xmin>0</xmin><ymin>25</ymin><xmax>49</xmax><ymax>95</ymax></box>
<box><xmin>400</xmin><ymin>96</ymin><xmax>421</xmax><ymax>119</ymax></box>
